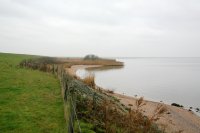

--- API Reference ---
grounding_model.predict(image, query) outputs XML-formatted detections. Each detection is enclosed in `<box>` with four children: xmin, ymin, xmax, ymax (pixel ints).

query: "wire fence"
<box><xmin>56</xmin><ymin>65</ymin><xmax>81</xmax><ymax>133</ymax></box>
<box><xmin>20</xmin><ymin>61</ymin><xmax>127</xmax><ymax>133</ymax></box>
<box><xmin>53</xmin><ymin>65</ymin><xmax>127</xmax><ymax>133</ymax></box>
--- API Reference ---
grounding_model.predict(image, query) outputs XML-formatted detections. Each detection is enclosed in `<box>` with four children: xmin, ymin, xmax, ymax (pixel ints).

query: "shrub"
<box><xmin>84</xmin><ymin>54</ymin><xmax>99</xmax><ymax>60</ymax></box>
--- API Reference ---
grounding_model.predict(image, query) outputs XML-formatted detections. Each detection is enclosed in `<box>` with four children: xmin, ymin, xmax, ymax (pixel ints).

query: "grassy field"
<box><xmin>0</xmin><ymin>53</ymin><xmax>66</xmax><ymax>133</ymax></box>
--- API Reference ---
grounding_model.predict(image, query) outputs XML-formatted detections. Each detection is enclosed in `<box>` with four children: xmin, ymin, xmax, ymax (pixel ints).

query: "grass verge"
<box><xmin>0</xmin><ymin>53</ymin><xmax>66</xmax><ymax>133</ymax></box>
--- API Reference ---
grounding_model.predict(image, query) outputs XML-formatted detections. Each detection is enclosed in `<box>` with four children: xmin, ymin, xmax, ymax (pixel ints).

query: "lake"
<box><xmin>76</xmin><ymin>58</ymin><xmax>200</xmax><ymax>111</ymax></box>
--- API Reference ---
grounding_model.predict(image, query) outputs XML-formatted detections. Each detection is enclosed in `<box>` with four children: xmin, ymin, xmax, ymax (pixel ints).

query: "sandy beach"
<box><xmin>67</xmin><ymin>65</ymin><xmax>200</xmax><ymax>133</ymax></box>
<box><xmin>111</xmin><ymin>93</ymin><xmax>200</xmax><ymax>133</ymax></box>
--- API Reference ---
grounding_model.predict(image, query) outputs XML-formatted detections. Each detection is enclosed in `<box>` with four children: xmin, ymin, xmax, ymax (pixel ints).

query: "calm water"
<box><xmin>77</xmin><ymin>58</ymin><xmax>200</xmax><ymax>110</ymax></box>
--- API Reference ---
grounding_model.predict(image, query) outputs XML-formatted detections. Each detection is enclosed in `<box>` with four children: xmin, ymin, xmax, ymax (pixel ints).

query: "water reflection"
<box><xmin>76</xmin><ymin>65</ymin><xmax>124</xmax><ymax>79</ymax></box>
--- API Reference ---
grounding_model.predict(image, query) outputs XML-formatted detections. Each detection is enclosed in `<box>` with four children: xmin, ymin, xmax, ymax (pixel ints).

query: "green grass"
<box><xmin>0</xmin><ymin>53</ymin><xmax>66</xmax><ymax>133</ymax></box>
<box><xmin>75</xmin><ymin>121</ymin><xmax>96</xmax><ymax>133</ymax></box>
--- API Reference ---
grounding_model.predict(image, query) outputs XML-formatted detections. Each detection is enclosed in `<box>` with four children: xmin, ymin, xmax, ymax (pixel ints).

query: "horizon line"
<box><xmin>1</xmin><ymin>52</ymin><xmax>200</xmax><ymax>58</ymax></box>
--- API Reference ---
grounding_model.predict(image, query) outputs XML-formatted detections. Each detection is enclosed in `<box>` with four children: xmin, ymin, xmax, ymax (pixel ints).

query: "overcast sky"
<box><xmin>0</xmin><ymin>0</ymin><xmax>200</xmax><ymax>57</ymax></box>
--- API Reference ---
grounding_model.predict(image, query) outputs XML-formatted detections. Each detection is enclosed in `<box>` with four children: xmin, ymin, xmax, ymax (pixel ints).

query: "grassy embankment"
<box><xmin>16</xmin><ymin>56</ymin><xmax>165</xmax><ymax>132</ymax></box>
<box><xmin>0</xmin><ymin>53</ymin><xmax>65</xmax><ymax>133</ymax></box>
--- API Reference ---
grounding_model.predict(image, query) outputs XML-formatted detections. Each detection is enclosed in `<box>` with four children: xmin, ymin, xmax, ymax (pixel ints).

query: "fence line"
<box><xmin>20</xmin><ymin>61</ymin><xmax>127</xmax><ymax>133</ymax></box>
<box><xmin>70</xmin><ymin>97</ymin><xmax>82</xmax><ymax>133</ymax></box>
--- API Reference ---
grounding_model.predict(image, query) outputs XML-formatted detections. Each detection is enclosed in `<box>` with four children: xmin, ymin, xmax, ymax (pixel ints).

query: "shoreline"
<box><xmin>65</xmin><ymin>65</ymin><xmax>102</xmax><ymax>77</ymax></box>
<box><xmin>67</xmin><ymin>65</ymin><xmax>200</xmax><ymax>133</ymax></box>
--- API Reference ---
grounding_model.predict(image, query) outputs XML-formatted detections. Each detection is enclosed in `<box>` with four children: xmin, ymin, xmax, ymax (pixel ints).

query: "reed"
<box><xmin>81</xmin><ymin>74</ymin><xmax>95</xmax><ymax>88</ymax></box>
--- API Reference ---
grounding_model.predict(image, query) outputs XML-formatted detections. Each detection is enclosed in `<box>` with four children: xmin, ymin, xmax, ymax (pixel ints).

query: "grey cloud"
<box><xmin>0</xmin><ymin>0</ymin><xmax>200</xmax><ymax>57</ymax></box>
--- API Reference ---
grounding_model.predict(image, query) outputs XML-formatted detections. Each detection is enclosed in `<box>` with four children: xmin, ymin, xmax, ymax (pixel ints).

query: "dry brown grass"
<box><xmin>20</xmin><ymin>57</ymin><xmax>124</xmax><ymax>73</ymax></box>
<box><xmin>135</xmin><ymin>97</ymin><xmax>146</xmax><ymax>111</ymax></box>
<box><xmin>76</xmin><ymin>94</ymin><xmax>165</xmax><ymax>133</ymax></box>
<box><xmin>149</xmin><ymin>104</ymin><xmax>167</xmax><ymax>121</ymax></box>
<box><xmin>81</xmin><ymin>74</ymin><xmax>95</xmax><ymax>88</ymax></box>
<box><xmin>63</xmin><ymin>58</ymin><xmax>124</xmax><ymax>67</ymax></box>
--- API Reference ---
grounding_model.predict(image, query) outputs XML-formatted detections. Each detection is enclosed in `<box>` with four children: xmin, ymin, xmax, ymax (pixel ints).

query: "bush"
<box><xmin>84</xmin><ymin>54</ymin><xmax>99</xmax><ymax>60</ymax></box>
